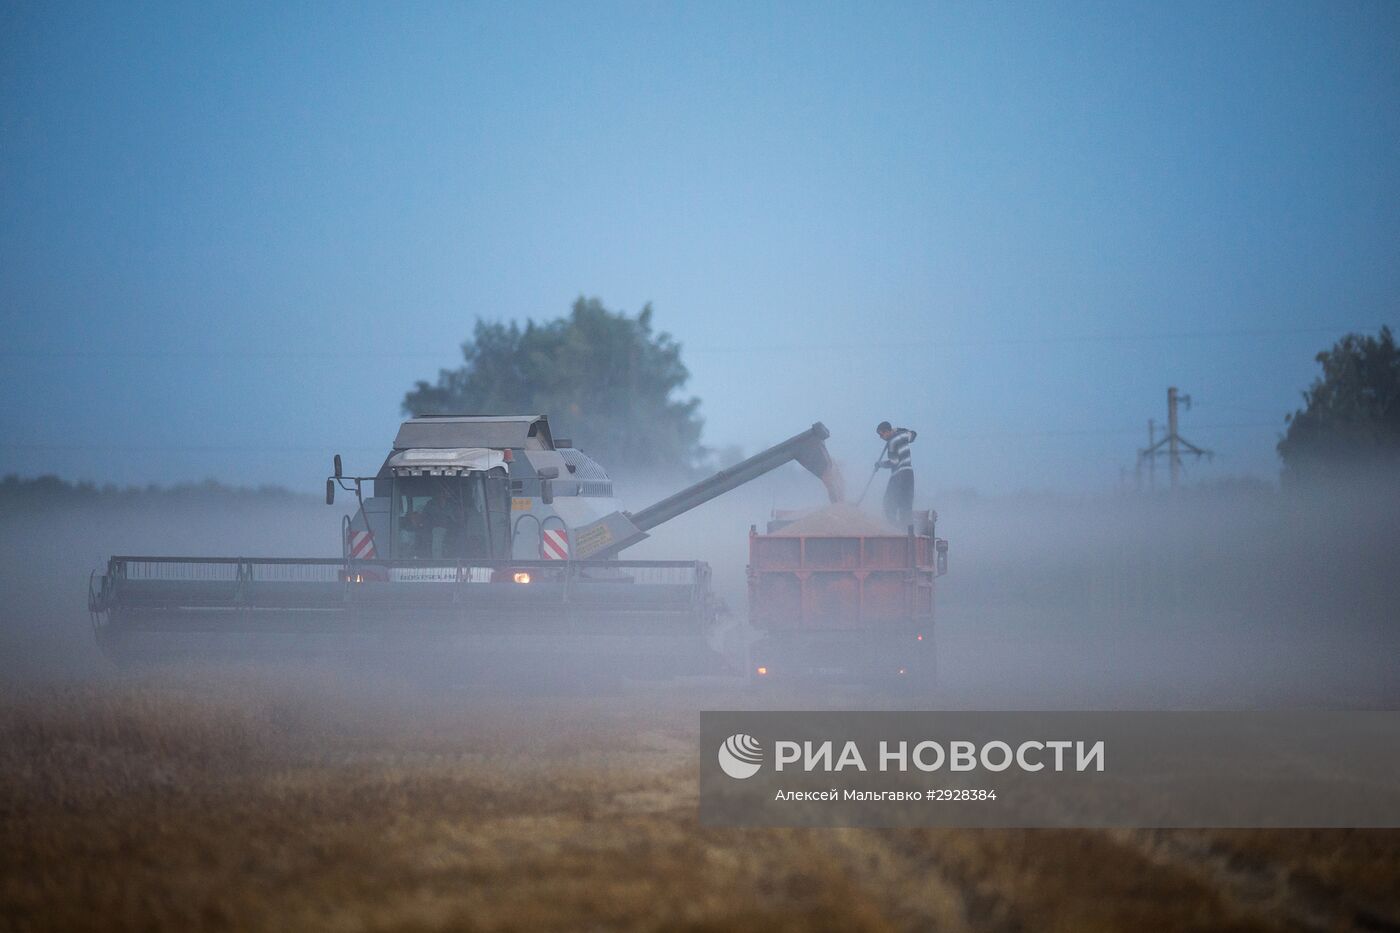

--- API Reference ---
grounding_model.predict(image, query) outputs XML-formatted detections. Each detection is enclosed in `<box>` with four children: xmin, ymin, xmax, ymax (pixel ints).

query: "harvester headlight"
<box><xmin>513</xmin><ymin>572</ymin><xmax>531</xmax><ymax>584</ymax></box>
<box><xmin>756</xmin><ymin>666</ymin><xmax>768</xmax><ymax>676</ymax></box>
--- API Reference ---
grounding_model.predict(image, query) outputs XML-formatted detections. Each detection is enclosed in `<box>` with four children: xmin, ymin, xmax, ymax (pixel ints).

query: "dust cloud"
<box><xmin>930</xmin><ymin>480</ymin><xmax>1400</xmax><ymax>710</ymax></box>
<box><xmin>614</xmin><ymin>463</ymin><xmax>1400</xmax><ymax>709</ymax></box>
<box><xmin>2</xmin><ymin>464</ymin><xmax>1398</xmax><ymax>711</ymax></box>
<box><xmin>1</xmin><ymin>495</ymin><xmax>331</xmax><ymax>683</ymax></box>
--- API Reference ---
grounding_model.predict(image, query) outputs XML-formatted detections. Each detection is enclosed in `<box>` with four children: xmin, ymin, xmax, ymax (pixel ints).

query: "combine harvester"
<box><xmin>89</xmin><ymin>416</ymin><xmax>842</xmax><ymax>674</ymax></box>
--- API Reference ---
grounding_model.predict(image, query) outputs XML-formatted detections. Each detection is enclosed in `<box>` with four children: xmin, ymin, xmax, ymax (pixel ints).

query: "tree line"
<box><xmin>0</xmin><ymin>475</ymin><xmax>305</xmax><ymax>510</ymax></box>
<box><xmin>1278</xmin><ymin>325</ymin><xmax>1399</xmax><ymax>484</ymax></box>
<box><xmin>403</xmin><ymin>296</ymin><xmax>706</xmax><ymax>474</ymax></box>
<box><xmin>406</xmin><ymin>297</ymin><xmax>1398</xmax><ymax>485</ymax></box>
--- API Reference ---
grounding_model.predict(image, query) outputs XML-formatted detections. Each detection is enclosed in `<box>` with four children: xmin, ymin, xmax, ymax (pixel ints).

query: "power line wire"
<box><xmin>0</xmin><ymin>323</ymin><xmax>1387</xmax><ymax>360</ymax></box>
<box><xmin>0</xmin><ymin>445</ymin><xmax>386</xmax><ymax>453</ymax></box>
<box><xmin>688</xmin><ymin>324</ymin><xmax>1386</xmax><ymax>354</ymax></box>
<box><xmin>0</xmin><ymin>422</ymin><xmax>1282</xmax><ymax>452</ymax></box>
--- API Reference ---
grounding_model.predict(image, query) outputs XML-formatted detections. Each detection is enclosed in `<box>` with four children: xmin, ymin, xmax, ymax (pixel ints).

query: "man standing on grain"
<box><xmin>875</xmin><ymin>420</ymin><xmax>917</xmax><ymax>528</ymax></box>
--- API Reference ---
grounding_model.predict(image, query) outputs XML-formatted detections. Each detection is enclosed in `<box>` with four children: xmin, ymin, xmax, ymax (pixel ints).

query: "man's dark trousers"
<box><xmin>884</xmin><ymin>469</ymin><xmax>913</xmax><ymax>528</ymax></box>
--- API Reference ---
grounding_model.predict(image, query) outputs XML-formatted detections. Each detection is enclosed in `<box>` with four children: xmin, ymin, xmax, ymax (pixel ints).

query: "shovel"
<box><xmin>855</xmin><ymin>440</ymin><xmax>890</xmax><ymax>506</ymax></box>
<box><xmin>854</xmin><ymin>465</ymin><xmax>880</xmax><ymax>505</ymax></box>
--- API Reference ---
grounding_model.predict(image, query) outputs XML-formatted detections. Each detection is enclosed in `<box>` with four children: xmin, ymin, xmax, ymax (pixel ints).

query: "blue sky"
<box><xmin>2</xmin><ymin>1</ymin><xmax>1397</xmax><ymax>495</ymax></box>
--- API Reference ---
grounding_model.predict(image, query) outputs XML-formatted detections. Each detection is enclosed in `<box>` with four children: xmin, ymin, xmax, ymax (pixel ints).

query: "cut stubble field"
<box><xmin>4</xmin><ymin>671</ymin><xmax>1398</xmax><ymax>933</ymax></box>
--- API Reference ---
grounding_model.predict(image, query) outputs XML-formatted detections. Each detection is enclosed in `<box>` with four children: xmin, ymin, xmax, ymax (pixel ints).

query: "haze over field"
<box><xmin>6</xmin><ymin>474</ymin><xmax>1396</xmax><ymax>711</ymax></box>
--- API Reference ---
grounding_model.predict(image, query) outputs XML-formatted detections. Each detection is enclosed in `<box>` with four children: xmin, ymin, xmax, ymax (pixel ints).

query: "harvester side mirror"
<box><xmin>333</xmin><ymin>454</ymin><xmax>343</xmax><ymax>479</ymax></box>
<box><xmin>538</xmin><ymin>467</ymin><xmax>558</xmax><ymax>504</ymax></box>
<box><xmin>325</xmin><ymin>479</ymin><xmax>336</xmax><ymax>505</ymax></box>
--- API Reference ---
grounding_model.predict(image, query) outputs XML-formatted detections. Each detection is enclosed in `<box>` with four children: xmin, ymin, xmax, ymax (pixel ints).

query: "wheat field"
<box><xmin>3</xmin><ymin>669</ymin><xmax>1398</xmax><ymax>932</ymax></box>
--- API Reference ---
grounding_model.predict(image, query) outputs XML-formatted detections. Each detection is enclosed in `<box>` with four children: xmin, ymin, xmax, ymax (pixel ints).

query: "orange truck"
<box><xmin>747</xmin><ymin>509</ymin><xmax>948</xmax><ymax>684</ymax></box>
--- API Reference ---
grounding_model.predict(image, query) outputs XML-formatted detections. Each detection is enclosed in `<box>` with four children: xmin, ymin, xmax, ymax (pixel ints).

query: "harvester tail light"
<box><xmin>916</xmin><ymin>633</ymin><xmax>923</xmax><ymax>641</ymax></box>
<box><xmin>513</xmin><ymin>572</ymin><xmax>531</xmax><ymax>584</ymax></box>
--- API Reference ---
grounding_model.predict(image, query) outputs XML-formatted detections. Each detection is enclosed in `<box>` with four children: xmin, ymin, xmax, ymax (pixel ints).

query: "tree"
<box><xmin>1278</xmin><ymin>326</ymin><xmax>1400</xmax><ymax>483</ymax></box>
<box><xmin>403</xmin><ymin>297</ymin><xmax>705</xmax><ymax>473</ymax></box>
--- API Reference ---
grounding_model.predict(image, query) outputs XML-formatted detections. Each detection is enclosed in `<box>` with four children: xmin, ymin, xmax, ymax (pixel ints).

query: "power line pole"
<box><xmin>1135</xmin><ymin>419</ymin><xmax>1157</xmax><ymax>491</ymax></box>
<box><xmin>1136</xmin><ymin>387</ymin><xmax>1212</xmax><ymax>491</ymax></box>
<box><xmin>1168</xmin><ymin>387</ymin><xmax>1182</xmax><ymax>489</ymax></box>
<box><xmin>1147</xmin><ymin>419</ymin><xmax>1156</xmax><ymax>491</ymax></box>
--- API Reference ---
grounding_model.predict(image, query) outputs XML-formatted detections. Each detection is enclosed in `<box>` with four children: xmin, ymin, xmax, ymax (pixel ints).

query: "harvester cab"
<box><xmin>327</xmin><ymin>415</ymin><xmax>633</xmax><ymax>565</ymax></box>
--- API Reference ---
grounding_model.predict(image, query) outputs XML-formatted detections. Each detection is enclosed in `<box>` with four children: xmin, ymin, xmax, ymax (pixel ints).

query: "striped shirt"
<box><xmin>884</xmin><ymin>428</ymin><xmax>916</xmax><ymax>474</ymax></box>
